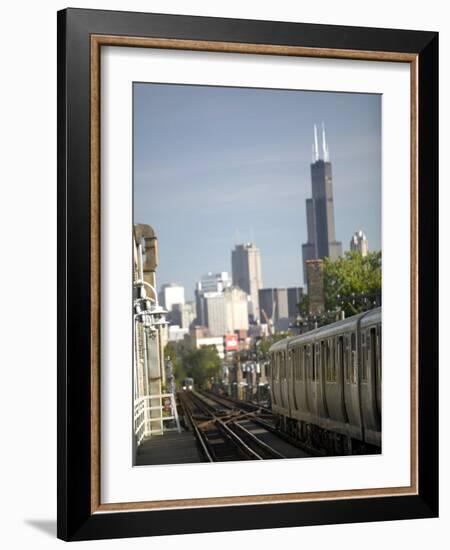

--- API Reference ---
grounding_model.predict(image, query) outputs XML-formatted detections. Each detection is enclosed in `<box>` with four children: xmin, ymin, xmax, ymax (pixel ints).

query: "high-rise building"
<box><xmin>302</xmin><ymin>124</ymin><xmax>342</xmax><ymax>284</ymax></box>
<box><xmin>194</xmin><ymin>272</ymin><xmax>231</xmax><ymax>326</ymax></box>
<box><xmin>171</xmin><ymin>301</ymin><xmax>196</xmax><ymax>329</ymax></box>
<box><xmin>350</xmin><ymin>229</ymin><xmax>369</xmax><ymax>257</ymax></box>
<box><xmin>203</xmin><ymin>287</ymin><xmax>249</xmax><ymax>336</ymax></box>
<box><xmin>204</xmin><ymin>291</ymin><xmax>227</xmax><ymax>337</ymax></box>
<box><xmin>223</xmin><ymin>287</ymin><xmax>249</xmax><ymax>333</ymax></box>
<box><xmin>231</xmin><ymin>243</ymin><xmax>263</xmax><ymax>321</ymax></box>
<box><xmin>159</xmin><ymin>283</ymin><xmax>185</xmax><ymax>312</ymax></box>
<box><xmin>259</xmin><ymin>288</ymin><xmax>290</xmax><ymax>332</ymax></box>
<box><xmin>287</xmin><ymin>287</ymin><xmax>304</xmax><ymax>320</ymax></box>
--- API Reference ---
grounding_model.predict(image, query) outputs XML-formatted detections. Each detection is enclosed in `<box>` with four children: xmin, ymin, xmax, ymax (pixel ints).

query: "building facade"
<box><xmin>231</xmin><ymin>243</ymin><xmax>263</xmax><ymax>321</ymax></box>
<box><xmin>203</xmin><ymin>286</ymin><xmax>249</xmax><ymax>337</ymax></box>
<box><xmin>259</xmin><ymin>288</ymin><xmax>289</xmax><ymax>332</ymax></box>
<box><xmin>224</xmin><ymin>287</ymin><xmax>249</xmax><ymax>333</ymax></box>
<box><xmin>204</xmin><ymin>291</ymin><xmax>227</xmax><ymax>337</ymax></box>
<box><xmin>195</xmin><ymin>271</ymin><xmax>231</xmax><ymax>326</ymax></box>
<box><xmin>159</xmin><ymin>283</ymin><xmax>185</xmax><ymax>312</ymax></box>
<box><xmin>302</xmin><ymin>124</ymin><xmax>342</xmax><ymax>284</ymax></box>
<box><xmin>258</xmin><ymin>286</ymin><xmax>304</xmax><ymax>332</ymax></box>
<box><xmin>350</xmin><ymin>229</ymin><xmax>369</xmax><ymax>256</ymax></box>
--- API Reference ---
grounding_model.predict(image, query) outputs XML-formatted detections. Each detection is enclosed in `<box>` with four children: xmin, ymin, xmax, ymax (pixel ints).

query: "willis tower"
<box><xmin>302</xmin><ymin>124</ymin><xmax>342</xmax><ymax>283</ymax></box>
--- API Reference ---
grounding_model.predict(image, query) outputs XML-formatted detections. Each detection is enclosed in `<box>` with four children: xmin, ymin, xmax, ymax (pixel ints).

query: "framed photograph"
<box><xmin>57</xmin><ymin>8</ymin><xmax>438</xmax><ymax>541</ymax></box>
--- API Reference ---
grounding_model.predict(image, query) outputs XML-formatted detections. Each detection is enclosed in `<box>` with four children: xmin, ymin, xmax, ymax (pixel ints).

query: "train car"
<box><xmin>182</xmin><ymin>377</ymin><xmax>194</xmax><ymax>391</ymax></box>
<box><xmin>268</xmin><ymin>307</ymin><xmax>381</xmax><ymax>455</ymax></box>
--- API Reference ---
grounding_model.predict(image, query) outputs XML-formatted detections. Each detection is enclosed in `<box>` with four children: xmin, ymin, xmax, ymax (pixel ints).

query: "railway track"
<box><xmin>199</xmin><ymin>390</ymin><xmax>322</xmax><ymax>457</ymax></box>
<box><xmin>179</xmin><ymin>390</ymin><xmax>312</xmax><ymax>462</ymax></box>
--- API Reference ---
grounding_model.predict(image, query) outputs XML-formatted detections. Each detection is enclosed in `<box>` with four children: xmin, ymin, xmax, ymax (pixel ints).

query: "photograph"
<box><xmin>132</xmin><ymin>82</ymin><xmax>382</xmax><ymax>466</ymax></box>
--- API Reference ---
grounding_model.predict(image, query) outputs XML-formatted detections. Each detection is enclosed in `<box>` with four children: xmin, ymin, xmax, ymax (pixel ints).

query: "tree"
<box><xmin>323</xmin><ymin>250</ymin><xmax>381</xmax><ymax>317</ymax></box>
<box><xmin>258</xmin><ymin>332</ymin><xmax>290</xmax><ymax>357</ymax></box>
<box><xmin>183</xmin><ymin>345</ymin><xmax>221</xmax><ymax>388</ymax></box>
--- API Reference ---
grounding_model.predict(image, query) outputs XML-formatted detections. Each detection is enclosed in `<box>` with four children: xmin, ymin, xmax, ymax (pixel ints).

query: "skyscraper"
<box><xmin>302</xmin><ymin>124</ymin><xmax>342</xmax><ymax>284</ymax></box>
<box><xmin>159</xmin><ymin>283</ymin><xmax>185</xmax><ymax>311</ymax></box>
<box><xmin>231</xmin><ymin>243</ymin><xmax>263</xmax><ymax>322</ymax></box>
<box><xmin>194</xmin><ymin>272</ymin><xmax>232</xmax><ymax>326</ymax></box>
<box><xmin>350</xmin><ymin>229</ymin><xmax>369</xmax><ymax>256</ymax></box>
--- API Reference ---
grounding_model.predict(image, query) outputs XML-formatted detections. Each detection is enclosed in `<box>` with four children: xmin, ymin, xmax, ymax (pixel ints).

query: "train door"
<box><xmin>375</xmin><ymin>324</ymin><xmax>382</xmax><ymax>419</ymax></box>
<box><xmin>288</xmin><ymin>347</ymin><xmax>297</xmax><ymax>412</ymax></box>
<box><xmin>282</xmin><ymin>350</ymin><xmax>290</xmax><ymax>410</ymax></box>
<box><xmin>343</xmin><ymin>332</ymin><xmax>362</xmax><ymax>430</ymax></box>
<box><xmin>317</xmin><ymin>339</ymin><xmax>329</xmax><ymax>418</ymax></box>
<box><xmin>306</xmin><ymin>342</ymin><xmax>319</xmax><ymax>416</ymax></box>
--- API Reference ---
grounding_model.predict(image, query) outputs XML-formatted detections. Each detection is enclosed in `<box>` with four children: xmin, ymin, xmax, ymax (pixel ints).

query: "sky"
<box><xmin>134</xmin><ymin>83</ymin><xmax>381</xmax><ymax>301</ymax></box>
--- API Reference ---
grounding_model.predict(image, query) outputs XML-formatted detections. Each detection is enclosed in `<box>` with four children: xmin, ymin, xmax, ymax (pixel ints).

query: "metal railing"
<box><xmin>134</xmin><ymin>393</ymin><xmax>181</xmax><ymax>446</ymax></box>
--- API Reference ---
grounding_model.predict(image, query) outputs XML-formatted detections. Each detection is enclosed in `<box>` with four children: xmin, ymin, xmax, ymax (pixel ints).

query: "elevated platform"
<box><xmin>135</xmin><ymin>429</ymin><xmax>205</xmax><ymax>466</ymax></box>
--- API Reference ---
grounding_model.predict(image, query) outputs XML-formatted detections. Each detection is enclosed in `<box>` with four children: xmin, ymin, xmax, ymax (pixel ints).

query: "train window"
<box><xmin>282</xmin><ymin>352</ymin><xmax>287</xmax><ymax>380</ymax></box>
<box><xmin>293</xmin><ymin>348</ymin><xmax>301</xmax><ymax>381</ymax></box>
<box><xmin>326</xmin><ymin>338</ymin><xmax>336</xmax><ymax>382</ymax></box>
<box><xmin>300</xmin><ymin>348</ymin><xmax>304</xmax><ymax>380</ymax></box>
<box><xmin>312</xmin><ymin>343</ymin><xmax>318</xmax><ymax>381</ymax></box>
<box><xmin>351</xmin><ymin>332</ymin><xmax>357</xmax><ymax>384</ymax></box>
<box><xmin>326</xmin><ymin>341</ymin><xmax>332</xmax><ymax>381</ymax></box>
<box><xmin>343</xmin><ymin>336</ymin><xmax>350</xmax><ymax>382</ymax></box>
<box><xmin>370</xmin><ymin>327</ymin><xmax>377</xmax><ymax>383</ymax></box>
<box><xmin>306</xmin><ymin>345</ymin><xmax>312</xmax><ymax>380</ymax></box>
<box><xmin>336</xmin><ymin>336</ymin><xmax>342</xmax><ymax>381</ymax></box>
<box><xmin>377</xmin><ymin>325</ymin><xmax>382</xmax><ymax>383</ymax></box>
<box><xmin>362</xmin><ymin>331</ymin><xmax>368</xmax><ymax>382</ymax></box>
<box><xmin>350</xmin><ymin>332</ymin><xmax>358</xmax><ymax>384</ymax></box>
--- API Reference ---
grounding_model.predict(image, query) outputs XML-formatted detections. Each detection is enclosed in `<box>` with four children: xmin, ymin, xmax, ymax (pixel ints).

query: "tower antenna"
<box><xmin>313</xmin><ymin>124</ymin><xmax>319</xmax><ymax>162</ymax></box>
<box><xmin>322</xmin><ymin>122</ymin><xmax>329</xmax><ymax>161</ymax></box>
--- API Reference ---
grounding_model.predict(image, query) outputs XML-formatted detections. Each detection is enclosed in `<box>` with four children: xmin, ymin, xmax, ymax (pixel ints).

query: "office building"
<box><xmin>159</xmin><ymin>283</ymin><xmax>185</xmax><ymax>312</ymax></box>
<box><xmin>195</xmin><ymin>272</ymin><xmax>231</xmax><ymax>326</ymax></box>
<box><xmin>231</xmin><ymin>243</ymin><xmax>263</xmax><ymax>321</ymax></box>
<box><xmin>350</xmin><ymin>229</ymin><xmax>369</xmax><ymax>256</ymax></box>
<box><xmin>302</xmin><ymin>124</ymin><xmax>342</xmax><ymax>283</ymax></box>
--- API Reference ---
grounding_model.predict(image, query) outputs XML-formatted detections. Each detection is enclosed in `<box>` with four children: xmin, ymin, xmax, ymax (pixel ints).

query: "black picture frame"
<box><xmin>57</xmin><ymin>7</ymin><xmax>438</xmax><ymax>541</ymax></box>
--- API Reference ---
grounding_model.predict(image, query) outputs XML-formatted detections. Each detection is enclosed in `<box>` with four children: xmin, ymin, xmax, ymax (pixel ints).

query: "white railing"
<box><xmin>134</xmin><ymin>393</ymin><xmax>181</xmax><ymax>447</ymax></box>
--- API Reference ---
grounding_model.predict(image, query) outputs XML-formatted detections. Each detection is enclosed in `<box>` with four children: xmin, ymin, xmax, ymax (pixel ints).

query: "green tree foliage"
<box><xmin>183</xmin><ymin>345</ymin><xmax>221</xmax><ymax>389</ymax></box>
<box><xmin>323</xmin><ymin>250</ymin><xmax>381</xmax><ymax>317</ymax></box>
<box><xmin>258</xmin><ymin>332</ymin><xmax>290</xmax><ymax>357</ymax></box>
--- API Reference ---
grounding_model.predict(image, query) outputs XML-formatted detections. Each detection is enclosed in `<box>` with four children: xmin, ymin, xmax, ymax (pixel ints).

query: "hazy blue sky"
<box><xmin>134</xmin><ymin>83</ymin><xmax>381</xmax><ymax>300</ymax></box>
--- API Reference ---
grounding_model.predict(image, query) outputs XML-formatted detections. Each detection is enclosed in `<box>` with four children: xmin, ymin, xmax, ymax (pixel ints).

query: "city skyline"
<box><xmin>134</xmin><ymin>83</ymin><xmax>381</xmax><ymax>300</ymax></box>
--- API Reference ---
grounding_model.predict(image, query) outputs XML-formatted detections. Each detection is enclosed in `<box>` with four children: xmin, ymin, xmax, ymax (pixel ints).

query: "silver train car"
<box><xmin>268</xmin><ymin>307</ymin><xmax>381</xmax><ymax>455</ymax></box>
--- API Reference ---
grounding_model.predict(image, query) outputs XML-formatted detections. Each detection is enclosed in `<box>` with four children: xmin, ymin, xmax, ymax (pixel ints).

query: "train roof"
<box><xmin>268</xmin><ymin>307</ymin><xmax>381</xmax><ymax>352</ymax></box>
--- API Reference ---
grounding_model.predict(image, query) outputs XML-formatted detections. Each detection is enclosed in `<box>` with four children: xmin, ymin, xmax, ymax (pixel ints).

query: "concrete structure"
<box><xmin>159</xmin><ymin>283</ymin><xmax>185</xmax><ymax>312</ymax></box>
<box><xmin>133</xmin><ymin>224</ymin><xmax>170</xmax><ymax>449</ymax></box>
<box><xmin>231</xmin><ymin>243</ymin><xmax>263</xmax><ymax>321</ymax></box>
<box><xmin>203</xmin><ymin>286</ymin><xmax>249</xmax><ymax>336</ymax></box>
<box><xmin>287</xmin><ymin>287</ymin><xmax>304</xmax><ymax>320</ymax></box>
<box><xmin>302</xmin><ymin>124</ymin><xmax>342</xmax><ymax>284</ymax></box>
<box><xmin>171</xmin><ymin>301</ymin><xmax>196</xmax><ymax>329</ymax></box>
<box><xmin>350</xmin><ymin>229</ymin><xmax>369</xmax><ymax>256</ymax></box>
<box><xmin>306</xmin><ymin>259</ymin><xmax>325</xmax><ymax>315</ymax></box>
<box><xmin>224</xmin><ymin>287</ymin><xmax>249</xmax><ymax>333</ymax></box>
<box><xmin>204</xmin><ymin>291</ymin><xmax>227</xmax><ymax>337</ymax></box>
<box><xmin>259</xmin><ymin>288</ymin><xmax>290</xmax><ymax>332</ymax></box>
<box><xmin>258</xmin><ymin>286</ymin><xmax>303</xmax><ymax>331</ymax></box>
<box><xmin>195</xmin><ymin>272</ymin><xmax>231</xmax><ymax>326</ymax></box>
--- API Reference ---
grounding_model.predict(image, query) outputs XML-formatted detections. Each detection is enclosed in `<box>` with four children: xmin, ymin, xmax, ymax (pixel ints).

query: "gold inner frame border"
<box><xmin>90</xmin><ymin>35</ymin><xmax>419</xmax><ymax>514</ymax></box>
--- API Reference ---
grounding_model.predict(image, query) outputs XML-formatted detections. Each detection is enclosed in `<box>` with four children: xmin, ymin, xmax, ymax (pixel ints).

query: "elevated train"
<box><xmin>268</xmin><ymin>307</ymin><xmax>381</xmax><ymax>455</ymax></box>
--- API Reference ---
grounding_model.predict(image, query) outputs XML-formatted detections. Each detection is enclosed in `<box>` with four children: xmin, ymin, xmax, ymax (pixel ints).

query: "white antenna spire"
<box><xmin>322</xmin><ymin>122</ymin><xmax>329</xmax><ymax>161</ymax></box>
<box><xmin>313</xmin><ymin>124</ymin><xmax>319</xmax><ymax>162</ymax></box>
